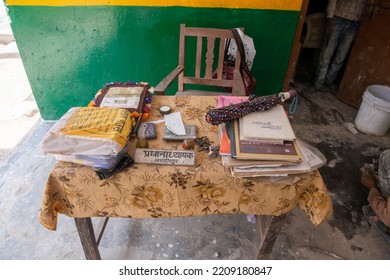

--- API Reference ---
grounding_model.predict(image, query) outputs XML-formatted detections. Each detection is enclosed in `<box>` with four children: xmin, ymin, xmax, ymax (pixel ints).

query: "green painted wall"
<box><xmin>8</xmin><ymin>6</ymin><xmax>299</xmax><ymax>120</ymax></box>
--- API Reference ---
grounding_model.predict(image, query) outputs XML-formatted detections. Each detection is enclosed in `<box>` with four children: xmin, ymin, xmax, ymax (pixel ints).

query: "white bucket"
<box><xmin>354</xmin><ymin>85</ymin><xmax>390</xmax><ymax>136</ymax></box>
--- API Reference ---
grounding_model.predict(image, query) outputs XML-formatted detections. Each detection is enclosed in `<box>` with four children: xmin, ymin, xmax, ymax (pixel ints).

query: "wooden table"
<box><xmin>39</xmin><ymin>95</ymin><xmax>333</xmax><ymax>259</ymax></box>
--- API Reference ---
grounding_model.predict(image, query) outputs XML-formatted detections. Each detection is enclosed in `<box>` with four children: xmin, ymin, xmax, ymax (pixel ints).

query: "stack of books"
<box><xmin>217</xmin><ymin>96</ymin><xmax>324</xmax><ymax>178</ymax></box>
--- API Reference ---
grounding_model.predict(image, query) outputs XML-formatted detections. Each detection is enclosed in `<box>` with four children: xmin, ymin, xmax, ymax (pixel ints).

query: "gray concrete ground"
<box><xmin>1</xmin><ymin>21</ymin><xmax>390</xmax><ymax>260</ymax></box>
<box><xmin>0</xmin><ymin>21</ymin><xmax>40</xmax><ymax>164</ymax></box>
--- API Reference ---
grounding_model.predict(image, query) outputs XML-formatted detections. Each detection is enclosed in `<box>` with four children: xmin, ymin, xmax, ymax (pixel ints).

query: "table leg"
<box><xmin>256</xmin><ymin>214</ymin><xmax>286</xmax><ymax>259</ymax></box>
<box><xmin>74</xmin><ymin>217</ymin><xmax>101</xmax><ymax>260</ymax></box>
<box><xmin>73</xmin><ymin>214</ymin><xmax>284</xmax><ymax>260</ymax></box>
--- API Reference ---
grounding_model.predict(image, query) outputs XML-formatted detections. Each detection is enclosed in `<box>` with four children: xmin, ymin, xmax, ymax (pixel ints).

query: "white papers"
<box><xmin>164</xmin><ymin>111</ymin><xmax>186</xmax><ymax>135</ymax></box>
<box><xmin>229</xmin><ymin>140</ymin><xmax>326</xmax><ymax>178</ymax></box>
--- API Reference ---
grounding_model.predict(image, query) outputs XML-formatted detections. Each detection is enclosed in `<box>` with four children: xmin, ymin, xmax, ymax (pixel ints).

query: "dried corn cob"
<box><xmin>205</xmin><ymin>90</ymin><xmax>297</xmax><ymax>126</ymax></box>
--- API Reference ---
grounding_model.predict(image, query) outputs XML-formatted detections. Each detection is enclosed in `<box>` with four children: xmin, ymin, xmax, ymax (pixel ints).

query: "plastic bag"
<box><xmin>228</xmin><ymin>28</ymin><xmax>256</xmax><ymax>70</ymax></box>
<box><xmin>41</xmin><ymin>107</ymin><xmax>135</xmax><ymax>157</ymax></box>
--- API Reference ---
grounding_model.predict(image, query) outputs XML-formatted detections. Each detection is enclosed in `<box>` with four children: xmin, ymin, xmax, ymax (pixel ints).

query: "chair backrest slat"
<box><xmin>195</xmin><ymin>36</ymin><xmax>202</xmax><ymax>78</ymax></box>
<box><xmin>204</xmin><ymin>36</ymin><xmax>215</xmax><ymax>79</ymax></box>
<box><xmin>177</xmin><ymin>24</ymin><xmax>244</xmax><ymax>95</ymax></box>
<box><xmin>215</xmin><ymin>39</ymin><xmax>226</xmax><ymax>80</ymax></box>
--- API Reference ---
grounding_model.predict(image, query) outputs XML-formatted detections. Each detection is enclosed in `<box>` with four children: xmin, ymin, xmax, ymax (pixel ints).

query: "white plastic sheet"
<box><xmin>228</xmin><ymin>28</ymin><xmax>256</xmax><ymax>70</ymax></box>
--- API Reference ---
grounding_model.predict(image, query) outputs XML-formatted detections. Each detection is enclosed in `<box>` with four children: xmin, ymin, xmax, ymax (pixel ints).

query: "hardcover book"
<box><xmin>216</xmin><ymin>96</ymin><xmax>249</xmax><ymax>155</ymax></box>
<box><xmin>227</xmin><ymin>120</ymin><xmax>302</xmax><ymax>163</ymax></box>
<box><xmin>229</xmin><ymin>140</ymin><xmax>325</xmax><ymax>178</ymax></box>
<box><xmin>239</xmin><ymin>104</ymin><xmax>296</xmax><ymax>143</ymax></box>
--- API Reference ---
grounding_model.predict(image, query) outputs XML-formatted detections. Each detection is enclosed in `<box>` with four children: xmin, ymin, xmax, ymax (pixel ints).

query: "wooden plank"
<box><xmin>216</xmin><ymin>39</ymin><xmax>226</xmax><ymax>80</ymax></box>
<box><xmin>175</xmin><ymin>90</ymin><xmax>230</xmax><ymax>96</ymax></box>
<box><xmin>205</xmin><ymin>37</ymin><xmax>215</xmax><ymax>79</ymax></box>
<box><xmin>154</xmin><ymin>66</ymin><xmax>183</xmax><ymax>95</ymax></box>
<box><xmin>183</xmin><ymin>76</ymin><xmax>234</xmax><ymax>87</ymax></box>
<box><xmin>337</xmin><ymin>3</ymin><xmax>390</xmax><ymax>107</ymax></box>
<box><xmin>74</xmin><ymin>218</ymin><xmax>101</xmax><ymax>260</ymax></box>
<box><xmin>282</xmin><ymin>0</ymin><xmax>309</xmax><ymax>91</ymax></box>
<box><xmin>256</xmin><ymin>214</ymin><xmax>286</xmax><ymax>259</ymax></box>
<box><xmin>195</xmin><ymin>36</ymin><xmax>202</xmax><ymax>78</ymax></box>
<box><xmin>179</xmin><ymin>24</ymin><xmax>186</xmax><ymax>92</ymax></box>
<box><xmin>184</xmin><ymin>26</ymin><xmax>234</xmax><ymax>38</ymax></box>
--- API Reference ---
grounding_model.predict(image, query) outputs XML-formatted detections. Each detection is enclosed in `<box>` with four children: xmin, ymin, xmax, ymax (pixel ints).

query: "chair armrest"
<box><xmin>154</xmin><ymin>66</ymin><xmax>184</xmax><ymax>95</ymax></box>
<box><xmin>232</xmin><ymin>69</ymin><xmax>246</xmax><ymax>96</ymax></box>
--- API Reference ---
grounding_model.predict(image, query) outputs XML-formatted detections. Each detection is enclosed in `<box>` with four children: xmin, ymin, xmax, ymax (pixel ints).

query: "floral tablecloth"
<box><xmin>39</xmin><ymin>96</ymin><xmax>333</xmax><ymax>230</ymax></box>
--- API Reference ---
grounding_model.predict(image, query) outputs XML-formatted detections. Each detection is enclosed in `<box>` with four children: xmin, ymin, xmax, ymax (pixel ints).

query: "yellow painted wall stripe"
<box><xmin>6</xmin><ymin>0</ymin><xmax>302</xmax><ymax>11</ymax></box>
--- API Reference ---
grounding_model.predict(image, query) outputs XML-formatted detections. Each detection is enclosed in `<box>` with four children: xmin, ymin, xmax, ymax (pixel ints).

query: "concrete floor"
<box><xmin>1</xmin><ymin>28</ymin><xmax>390</xmax><ymax>260</ymax></box>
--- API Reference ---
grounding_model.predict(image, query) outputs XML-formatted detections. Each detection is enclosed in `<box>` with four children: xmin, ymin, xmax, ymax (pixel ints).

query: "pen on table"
<box><xmin>131</xmin><ymin>113</ymin><xmax>142</xmax><ymax>138</ymax></box>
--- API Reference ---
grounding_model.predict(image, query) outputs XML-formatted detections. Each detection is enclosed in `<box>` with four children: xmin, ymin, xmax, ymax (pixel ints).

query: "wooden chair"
<box><xmin>302</xmin><ymin>13</ymin><xmax>326</xmax><ymax>49</ymax></box>
<box><xmin>154</xmin><ymin>24</ymin><xmax>245</xmax><ymax>96</ymax></box>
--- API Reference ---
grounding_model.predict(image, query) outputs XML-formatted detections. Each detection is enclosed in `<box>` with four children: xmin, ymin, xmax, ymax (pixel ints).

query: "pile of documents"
<box><xmin>217</xmin><ymin>96</ymin><xmax>326</xmax><ymax>178</ymax></box>
<box><xmin>41</xmin><ymin>107</ymin><xmax>135</xmax><ymax>171</ymax></box>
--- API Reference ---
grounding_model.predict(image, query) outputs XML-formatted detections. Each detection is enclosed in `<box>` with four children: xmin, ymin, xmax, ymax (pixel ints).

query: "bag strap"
<box><xmin>231</xmin><ymin>28</ymin><xmax>248</xmax><ymax>70</ymax></box>
<box><xmin>231</xmin><ymin>28</ymin><xmax>256</xmax><ymax>95</ymax></box>
<box><xmin>224</xmin><ymin>38</ymin><xmax>236</xmax><ymax>66</ymax></box>
<box><xmin>224</xmin><ymin>38</ymin><xmax>231</xmax><ymax>59</ymax></box>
